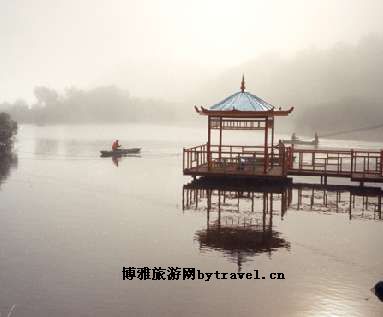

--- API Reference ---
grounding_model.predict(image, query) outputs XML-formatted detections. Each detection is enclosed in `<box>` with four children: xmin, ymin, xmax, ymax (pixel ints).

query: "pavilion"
<box><xmin>183</xmin><ymin>76</ymin><xmax>294</xmax><ymax>180</ymax></box>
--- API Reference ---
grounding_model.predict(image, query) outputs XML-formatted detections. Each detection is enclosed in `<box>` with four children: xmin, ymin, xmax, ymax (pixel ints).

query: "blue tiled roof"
<box><xmin>210</xmin><ymin>91</ymin><xmax>274</xmax><ymax>111</ymax></box>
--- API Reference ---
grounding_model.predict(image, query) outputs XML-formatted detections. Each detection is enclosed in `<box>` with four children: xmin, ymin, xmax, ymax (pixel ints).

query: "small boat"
<box><xmin>281</xmin><ymin>139</ymin><xmax>318</xmax><ymax>146</ymax></box>
<box><xmin>100</xmin><ymin>148</ymin><xmax>141</xmax><ymax>157</ymax></box>
<box><xmin>282</xmin><ymin>132</ymin><xmax>319</xmax><ymax>146</ymax></box>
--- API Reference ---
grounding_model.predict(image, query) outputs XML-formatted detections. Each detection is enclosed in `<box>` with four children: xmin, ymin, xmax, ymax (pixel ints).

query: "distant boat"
<box><xmin>282</xmin><ymin>133</ymin><xmax>319</xmax><ymax>146</ymax></box>
<box><xmin>100</xmin><ymin>148</ymin><xmax>141</xmax><ymax>157</ymax></box>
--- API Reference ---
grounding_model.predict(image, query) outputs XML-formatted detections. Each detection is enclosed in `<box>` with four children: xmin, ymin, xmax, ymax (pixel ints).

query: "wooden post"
<box><xmin>219</xmin><ymin>116</ymin><xmax>223</xmax><ymax>161</ymax></box>
<box><xmin>218</xmin><ymin>190</ymin><xmax>221</xmax><ymax>229</ymax></box>
<box><xmin>297</xmin><ymin>188</ymin><xmax>301</xmax><ymax>210</ymax></box>
<box><xmin>251</xmin><ymin>192</ymin><xmax>254</xmax><ymax>212</ymax></box>
<box><xmin>207</xmin><ymin>116</ymin><xmax>211</xmax><ymax>170</ymax></box>
<box><xmin>280</xmin><ymin>141</ymin><xmax>285</xmax><ymax>175</ymax></box>
<box><xmin>207</xmin><ymin>189</ymin><xmax>211</xmax><ymax>228</ymax></box>
<box><xmin>312</xmin><ymin>152</ymin><xmax>315</xmax><ymax>170</ymax></box>
<box><xmin>269</xmin><ymin>193</ymin><xmax>273</xmax><ymax>231</ymax></box>
<box><xmin>271</xmin><ymin>118</ymin><xmax>274</xmax><ymax>166</ymax></box>
<box><xmin>281</xmin><ymin>192</ymin><xmax>285</xmax><ymax>219</ymax></box>
<box><xmin>381</xmin><ymin>150</ymin><xmax>383</xmax><ymax>176</ymax></box>
<box><xmin>288</xmin><ymin>147</ymin><xmax>293</xmax><ymax>169</ymax></box>
<box><xmin>363</xmin><ymin>157</ymin><xmax>366</xmax><ymax>177</ymax></box>
<box><xmin>182</xmin><ymin>187</ymin><xmax>185</xmax><ymax>210</ymax></box>
<box><xmin>278</xmin><ymin>140</ymin><xmax>283</xmax><ymax>166</ymax></box>
<box><xmin>350</xmin><ymin>149</ymin><xmax>354</xmax><ymax>174</ymax></box>
<box><xmin>196</xmin><ymin>151</ymin><xmax>199</xmax><ymax>171</ymax></box>
<box><xmin>183</xmin><ymin>148</ymin><xmax>185</xmax><ymax>171</ymax></box>
<box><xmin>195</xmin><ymin>189</ymin><xmax>198</xmax><ymax>208</ymax></box>
<box><xmin>264</xmin><ymin>117</ymin><xmax>269</xmax><ymax>174</ymax></box>
<box><xmin>299</xmin><ymin>151</ymin><xmax>303</xmax><ymax>170</ymax></box>
<box><xmin>262</xmin><ymin>193</ymin><xmax>267</xmax><ymax>231</ymax></box>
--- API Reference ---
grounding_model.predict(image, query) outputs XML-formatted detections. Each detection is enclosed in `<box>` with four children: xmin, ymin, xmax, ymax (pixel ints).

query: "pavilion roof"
<box><xmin>195</xmin><ymin>75</ymin><xmax>293</xmax><ymax>117</ymax></box>
<box><xmin>210</xmin><ymin>91</ymin><xmax>274</xmax><ymax>112</ymax></box>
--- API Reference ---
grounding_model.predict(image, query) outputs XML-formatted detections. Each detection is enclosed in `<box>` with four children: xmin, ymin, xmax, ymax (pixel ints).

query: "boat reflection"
<box><xmin>112</xmin><ymin>155</ymin><xmax>120</xmax><ymax>167</ymax></box>
<box><xmin>183</xmin><ymin>179</ymin><xmax>383</xmax><ymax>269</ymax></box>
<box><xmin>111</xmin><ymin>154</ymin><xmax>141</xmax><ymax>167</ymax></box>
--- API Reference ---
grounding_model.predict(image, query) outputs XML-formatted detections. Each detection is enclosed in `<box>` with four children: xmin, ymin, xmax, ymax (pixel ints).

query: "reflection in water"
<box><xmin>183</xmin><ymin>179</ymin><xmax>383</xmax><ymax>270</ymax></box>
<box><xmin>34</xmin><ymin>138</ymin><xmax>59</xmax><ymax>156</ymax></box>
<box><xmin>112</xmin><ymin>156</ymin><xmax>120</xmax><ymax>167</ymax></box>
<box><xmin>0</xmin><ymin>152</ymin><xmax>17</xmax><ymax>186</ymax></box>
<box><xmin>110</xmin><ymin>154</ymin><xmax>141</xmax><ymax>167</ymax></box>
<box><xmin>183</xmin><ymin>180</ymin><xmax>291</xmax><ymax>270</ymax></box>
<box><xmin>292</xmin><ymin>183</ymin><xmax>383</xmax><ymax>221</ymax></box>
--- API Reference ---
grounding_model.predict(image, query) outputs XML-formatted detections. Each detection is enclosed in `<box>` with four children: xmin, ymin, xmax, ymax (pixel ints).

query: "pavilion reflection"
<box><xmin>182</xmin><ymin>179</ymin><xmax>383</xmax><ymax>269</ymax></box>
<box><xmin>183</xmin><ymin>179</ymin><xmax>292</xmax><ymax>270</ymax></box>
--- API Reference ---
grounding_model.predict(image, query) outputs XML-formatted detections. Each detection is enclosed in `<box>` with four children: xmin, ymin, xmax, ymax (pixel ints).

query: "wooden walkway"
<box><xmin>183</xmin><ymin>144</ymin><xmax>383</xmax><ymax>184</ymax></box>
<box><xmin>351</xmin><ymin>173</ymin><xmax>383</xmax><ymax>183</ymax></box>
<box><xmin>184</xmin><ymin>163</ymin><xmax>285</xmax><ymax>179</ymax></box>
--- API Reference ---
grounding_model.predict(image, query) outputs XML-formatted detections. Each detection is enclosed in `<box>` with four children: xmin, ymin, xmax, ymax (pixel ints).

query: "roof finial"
<box><xmin>240</xmin><ymin>74</ymin><xmax>246</xmax><ymax>92</ymax></box>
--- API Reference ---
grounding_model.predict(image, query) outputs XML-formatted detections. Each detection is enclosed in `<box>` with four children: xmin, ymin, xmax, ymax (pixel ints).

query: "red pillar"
<box><xmin>350</xmin><ymin>149</ymin><xmax>354</xmax><ymax>174</ymax></box>
<box><xmin>207</xmin><ymin>116</ymin><xmax>211</xmax><ymax>170</ymax></box>
<box><xmin>264</xmin><ymin>116</ymin><xmax>269</xmax><ymax>174</ymax></box>
<box><xmin>219</xmin><ymin>117</ymin><xmax>223</xmax><ymax>160</ymax></box>
<box><xmin>271</xmin><ymin>117</ymin><xmax>274</xmax><ymax>166</ymax></box>
<box><xmin>381</xmin><ymin>150</ymin><xmax>383</xmax><ymax>176</ymax></box>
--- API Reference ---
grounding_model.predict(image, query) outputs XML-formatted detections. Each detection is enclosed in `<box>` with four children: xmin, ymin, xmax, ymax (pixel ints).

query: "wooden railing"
<box><xmin>183</xmin><ymin>144</ymin><xmax>383</xmax><ymax>179</ymax></box>
<box><xmin>183</xmin><ymin>143</ymin><xmax>208</xmax><ymax>171</ymax></box>
<box><xmin>183</xmin><ymin>143</ymin><xmax>290</xmax><ymax>175</ymax></box>
<box><xmin>290</xmin><ymin>148</ymin><xmax>383</xmax><ymax>177</ymax></box>
<box><xmin>352</xmin><ymin>150</ymin><xmax>383</xmax><ymax>177</ymax></box>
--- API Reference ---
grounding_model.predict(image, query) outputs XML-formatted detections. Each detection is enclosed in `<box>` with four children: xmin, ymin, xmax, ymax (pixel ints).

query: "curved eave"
<box><xmin>194</xmin><ymin>106</ymin><xmax>294</xmax><ymax>117</ymax></box>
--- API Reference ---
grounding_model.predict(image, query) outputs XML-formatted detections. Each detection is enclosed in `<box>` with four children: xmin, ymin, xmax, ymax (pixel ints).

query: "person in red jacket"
<box><xmin>112</xmin><ymin>139</ymin><xmax>121</xmax><ymax>151</ymax></box>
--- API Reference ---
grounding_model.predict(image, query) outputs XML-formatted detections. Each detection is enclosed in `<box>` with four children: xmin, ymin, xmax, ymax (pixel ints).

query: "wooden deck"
<box><xmin>184</xmin><ymin>163</ymin><xmax>285</xmax><ymax>179</ymax></box>
<box><xmin>183</xmin><ymin>144</ymin><xmax>383</xmax><ymax>184</ymax></box>
<box><xmin>351</xmin><ymin>173</ymin><xmax>383</xmax><ymax>183</ymax></box>
<box><xmin>288</xmin><ymin>169</ymin><xmax>351</xmax><ymax>178</ymax></box>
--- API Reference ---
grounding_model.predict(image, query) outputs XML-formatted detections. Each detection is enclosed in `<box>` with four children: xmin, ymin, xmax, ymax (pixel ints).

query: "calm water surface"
<box><xmin>0</xmin><ymin>124</ymin><xmax>382</xmax><ymax>316</ymax></box>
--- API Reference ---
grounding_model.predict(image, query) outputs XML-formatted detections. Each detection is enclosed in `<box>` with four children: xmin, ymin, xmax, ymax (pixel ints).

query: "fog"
<box><xmin>1</xmin><ymin>0</ymin><xmax>383</xmax><ymax>137</ymax></box>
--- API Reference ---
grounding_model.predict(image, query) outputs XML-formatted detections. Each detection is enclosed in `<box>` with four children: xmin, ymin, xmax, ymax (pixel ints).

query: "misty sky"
<box><xmin>1</xmin><ymin>0</ymin><xmax>383</xmax><ymax>103</ymax></box>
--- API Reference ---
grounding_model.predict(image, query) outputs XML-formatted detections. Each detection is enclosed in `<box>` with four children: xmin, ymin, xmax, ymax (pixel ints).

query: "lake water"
<box><xmin>0</xmin><ymin>123</ymin><xmax>382</xmax><ymax>316</ymax></box>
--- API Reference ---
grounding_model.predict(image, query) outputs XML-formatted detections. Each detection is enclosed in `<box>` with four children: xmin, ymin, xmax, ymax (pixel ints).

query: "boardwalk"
<box><xmin>183</xmin><ymin>144</ymin><xmax>383</xmax><ymax>184</ymax></box>
<box><xmin>184</xmin><ymin>163</ymin><xmax>284</xmax><ymax>179</ymax></box>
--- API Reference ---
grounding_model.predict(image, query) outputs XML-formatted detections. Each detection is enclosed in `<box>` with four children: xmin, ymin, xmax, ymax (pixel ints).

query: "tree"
<box><xmin>33</xmin><ymin>86</ymin><xmax>59</xmax><ymax>107</ymax></box>
<box><xmin>0</xmin><ymin>113</ymin><xmax>17</xmax><ymax>152</ymax></box>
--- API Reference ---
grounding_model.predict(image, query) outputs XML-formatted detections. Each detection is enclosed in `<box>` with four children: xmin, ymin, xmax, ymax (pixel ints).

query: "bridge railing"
<box><xmin>290</xmin><ymin>148</ymin><xmax>383</xmax><ymax>176</ymax></box>
<box><xmin>183</xmin><ymin>145</ymin><xmax>383</xmax><ymax>178</ymax></box>
<box><xmin>352</xmin><ymin>150</ymin><xmax>382</xmax><ymax>177</ymax></box>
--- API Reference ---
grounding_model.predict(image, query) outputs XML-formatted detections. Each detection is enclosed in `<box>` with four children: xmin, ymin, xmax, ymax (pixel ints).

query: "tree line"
<box><xmin>0</xmin><ymin>85</ymin><xmax>184</xmax><ymax>124</ymax></box>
